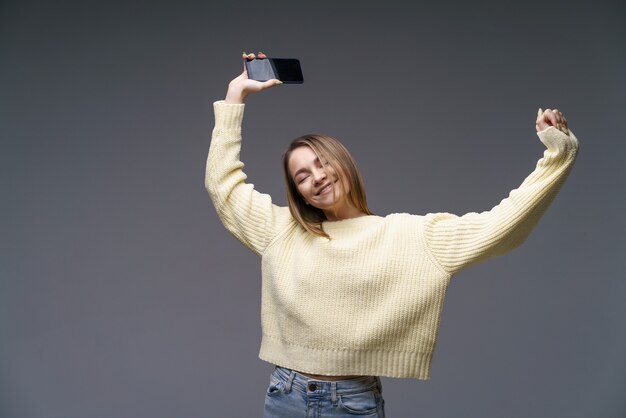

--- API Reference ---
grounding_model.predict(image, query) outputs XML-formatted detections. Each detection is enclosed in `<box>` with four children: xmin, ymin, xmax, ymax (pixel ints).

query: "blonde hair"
<box><xmin>282</xmin><ymin>134</ymin><xmax>373</xmax><ymax>239</ymax></box>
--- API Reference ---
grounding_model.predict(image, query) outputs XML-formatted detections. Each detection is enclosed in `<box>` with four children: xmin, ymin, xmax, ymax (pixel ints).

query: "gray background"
<box><xmin>1</xmin><ymin>0</ymin><xmax>625</xmax><ymax>417</ymax></box>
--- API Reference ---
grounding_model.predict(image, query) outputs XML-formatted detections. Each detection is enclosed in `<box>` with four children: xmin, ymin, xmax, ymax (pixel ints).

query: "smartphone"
<box><xmin>245</xmin><ymin>58</ymin><xmax>304</xmax><ymax>84</ymax></box>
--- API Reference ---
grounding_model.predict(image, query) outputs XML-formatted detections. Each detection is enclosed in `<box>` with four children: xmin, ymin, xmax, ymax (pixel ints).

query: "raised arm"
<box><xmin>422</xmin><ymin>108</ymin><xmax>579</xmax><ymax>275</ymax></box>
<box><xmin>205</xmin><ymin>53</ymin><xmax>291</xmax><ymax>255</ymax></box>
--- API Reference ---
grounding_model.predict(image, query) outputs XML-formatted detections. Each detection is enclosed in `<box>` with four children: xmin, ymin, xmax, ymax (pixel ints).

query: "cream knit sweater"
<box><xmin>205</xmin><ymin>100</ymin><xmax>579</xmax><ymax>379</ymax></box>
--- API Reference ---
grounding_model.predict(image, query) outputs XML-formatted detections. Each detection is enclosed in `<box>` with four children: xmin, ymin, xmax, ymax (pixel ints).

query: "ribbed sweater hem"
<box><xmin>259</xmin><ymin>336</ymin><xmax>433</xmax><ymax>380</ymax></box>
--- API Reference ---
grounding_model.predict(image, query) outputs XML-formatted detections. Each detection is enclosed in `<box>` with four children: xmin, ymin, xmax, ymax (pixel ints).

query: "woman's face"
<box><xmin>288</xmin><ymin>145</ymin><xmax>349</xmax><ymax>211</ymax></box>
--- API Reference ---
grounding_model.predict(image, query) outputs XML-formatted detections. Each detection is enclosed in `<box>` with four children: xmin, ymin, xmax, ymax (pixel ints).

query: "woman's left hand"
<box><xmin>536</xmin><ymin>107</ymin><xmax>569</xmax><ymax>135</ymax></box>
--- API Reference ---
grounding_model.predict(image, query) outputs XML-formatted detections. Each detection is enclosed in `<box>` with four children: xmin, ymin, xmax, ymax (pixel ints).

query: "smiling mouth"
<box><xmin>316</xmin><ymin>182</ymin><xmax>333</xmax><ymax>196</ymax></box>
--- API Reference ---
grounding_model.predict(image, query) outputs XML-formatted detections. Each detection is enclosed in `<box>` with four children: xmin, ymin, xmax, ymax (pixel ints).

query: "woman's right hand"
<box><xmin>225</xmin><ymin>52</ymin><xmax>282</xmax><ymax>104</ymax></box>
<box><xmin>536</xmin><ymin>107</ymin><xmax>569</xmax><ymax>135</ymax></box>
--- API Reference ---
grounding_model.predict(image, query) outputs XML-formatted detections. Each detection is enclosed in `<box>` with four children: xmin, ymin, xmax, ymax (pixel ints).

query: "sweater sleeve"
<box><xmin>205</xmin><ymin>100</ymin><xmax>292</xmax><ymax>256</ymax></box>
<box><xmin>422</xmin><ymin>126</ymin><xmax>579</xmax><ymax>275</ymax></box>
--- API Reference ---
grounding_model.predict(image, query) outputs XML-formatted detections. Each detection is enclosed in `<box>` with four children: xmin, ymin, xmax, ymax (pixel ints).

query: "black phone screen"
<box><xmin>245</xmin><ymin>58</ymin><xmax>303</xmax><ymax>84</ymax></box>
<box><xmin>270</xmin><ymin>59</ymin><xmax>303</xmax><ymax>83</ymax></box>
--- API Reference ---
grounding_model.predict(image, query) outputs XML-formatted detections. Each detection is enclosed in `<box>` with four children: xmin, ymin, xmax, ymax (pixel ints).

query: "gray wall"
<box><xmin>1</xmin><ymin>1</ymin><xmax>625</xmax><ymax>417</ymax></box>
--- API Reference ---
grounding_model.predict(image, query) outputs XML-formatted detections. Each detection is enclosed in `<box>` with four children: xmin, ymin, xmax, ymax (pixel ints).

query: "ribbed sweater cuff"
<box><xmin>213</xmin><ymin>100</ymin><xmax>245</xmax><ymax>130</ymax></box>
<box><xmin>536</xmin><ymin>126</ymin><xmax>579</xmax><ymax>154</ymax></box>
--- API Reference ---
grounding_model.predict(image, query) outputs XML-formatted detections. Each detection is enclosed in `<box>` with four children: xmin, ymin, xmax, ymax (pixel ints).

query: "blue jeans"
<box><xmin>264</xmin><ymin>366</ymin><xmax>385</xmax><ymax>417</ymax></box>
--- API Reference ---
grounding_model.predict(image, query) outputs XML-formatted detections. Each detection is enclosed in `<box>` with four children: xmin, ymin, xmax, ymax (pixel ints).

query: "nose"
<box><xmin>312</xmin><ymin>166</ymin><xmax>327</xmax><ymax>184</ymax></box>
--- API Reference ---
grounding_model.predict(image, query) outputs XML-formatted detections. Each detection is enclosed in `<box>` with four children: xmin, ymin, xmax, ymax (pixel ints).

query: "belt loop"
<box><xmin>331</xmin><ymin>382</ymin><xmax>338</xmax><ymax>406</ymax></box>
<box><xmin>284</xmin><ymin>369</ymin><xmax>295</xmax><ymax>394</ymax></box>
<box><xmin>376</xmin><ymin>376</ymin><xmax>383</xmax><ymax>394</ymax></box>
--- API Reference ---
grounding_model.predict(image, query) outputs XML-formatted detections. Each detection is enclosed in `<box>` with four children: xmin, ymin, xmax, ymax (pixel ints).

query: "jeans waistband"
<box><xmin>272</xmin><ymin>366</ymin><xmax>382</xmax><ymax>395</ymax></box>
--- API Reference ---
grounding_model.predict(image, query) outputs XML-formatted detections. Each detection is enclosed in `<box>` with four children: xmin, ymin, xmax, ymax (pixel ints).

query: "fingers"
<box><xmin>536</xmin><ymin>107</ymin><xmax>569</xmax><ymax>135</ymax></box>
<box><xmin>241</xmin><ymin>52</ymin><xmax>249</xmax><ymax>74</ymax></box>
<box><xmin>259</xmin><ymin>79</ymin><xmax>283</xmax><ymax>90</ymax></box>
<box><xmin>241</xmin><ymin>51</ymin><xmax>268</xmax><ymax>74</ymax></box>
<box><xmin>242</xmin><ymin>51</ymin><xmax>267</xmax><ymax>61</ymax></box>
<box><xmin>550</xmin><ymin>108</ymin><xmax>569</xmax><ymax>134</ymax></box>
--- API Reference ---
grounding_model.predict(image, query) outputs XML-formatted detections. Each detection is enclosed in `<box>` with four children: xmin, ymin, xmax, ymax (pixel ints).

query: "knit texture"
<box><xmin>205</xmin><ymin>100</ymin><xmax>579</xmax><ymax>379</ymax></box>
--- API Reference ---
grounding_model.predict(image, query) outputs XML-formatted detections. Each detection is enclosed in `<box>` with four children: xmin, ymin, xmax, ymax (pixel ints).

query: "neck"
<box><xmin>323</xmin><ymin>202</ymin><xmax>366</xmax><ymax>222</ymax></box>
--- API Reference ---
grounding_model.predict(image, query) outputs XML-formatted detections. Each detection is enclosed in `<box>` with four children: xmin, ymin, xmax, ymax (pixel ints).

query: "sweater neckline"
<box><xmin>321</xmin><ymin>215</ymin><xmax>384</xmax><ymax>233</ymax></box>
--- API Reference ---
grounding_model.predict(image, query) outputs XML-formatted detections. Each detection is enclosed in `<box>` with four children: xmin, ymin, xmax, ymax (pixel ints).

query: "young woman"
<box><xmin>205</xmin><ymin>52</ymin><xmax>579</xmax><ymax>418</ymax></box>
